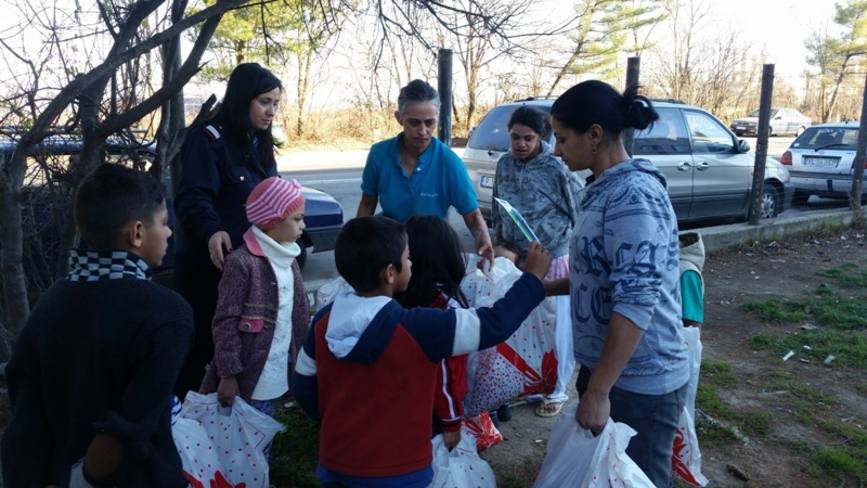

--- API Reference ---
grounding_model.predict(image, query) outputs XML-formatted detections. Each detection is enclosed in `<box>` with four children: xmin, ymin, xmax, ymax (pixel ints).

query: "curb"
<box><xmin>696</xmin><ymin>208</ymin><xmax>865</xmax><ymax>254</ymax></box>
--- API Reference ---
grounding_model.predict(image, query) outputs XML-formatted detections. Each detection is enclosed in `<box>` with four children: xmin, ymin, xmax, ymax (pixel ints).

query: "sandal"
<box><xmin>535</xmin><ymin>400</ymin><xmax>565</xmax><ymax>417</ymax></box>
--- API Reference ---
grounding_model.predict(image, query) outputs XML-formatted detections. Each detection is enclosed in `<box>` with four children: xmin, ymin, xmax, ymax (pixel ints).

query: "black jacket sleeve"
<box><xmin>175</xmin><ymin>127</ymin><xmax>226</xmax><ymax>248</ymax></box>
<box><xmin>2</xmin><ymin>325</ymin><xmax>55</xmax><ymax>486</ymax></box>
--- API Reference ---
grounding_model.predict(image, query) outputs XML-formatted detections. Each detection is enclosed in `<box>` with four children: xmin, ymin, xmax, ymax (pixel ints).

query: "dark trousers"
<box><xmin>173</xmin><ymin>256</ymin><xmax>221</xmax><ymax>399</ymax></box>
<box><xmin>576</xmin><ymin>366</ymin><xmax>687</xmax><ymax>488</ymax></box>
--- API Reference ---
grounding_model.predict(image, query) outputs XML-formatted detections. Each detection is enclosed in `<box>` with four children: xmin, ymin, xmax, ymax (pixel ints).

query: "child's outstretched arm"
<box><xmin>292</xmin><ymin>313</ymin><xmax>323</xmax><ymax>421</ymax></box>
<box><xmin>405</xmin><ymin>243</ymin><xmax>551</xmax><ymax>363</ymax></box>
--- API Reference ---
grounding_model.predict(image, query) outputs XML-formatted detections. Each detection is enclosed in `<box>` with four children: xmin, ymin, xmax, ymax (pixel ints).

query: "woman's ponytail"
<box><xmin>621</xmin><ymin>84</ymin><xmax>659</xmax><ymax>131</ymax></box>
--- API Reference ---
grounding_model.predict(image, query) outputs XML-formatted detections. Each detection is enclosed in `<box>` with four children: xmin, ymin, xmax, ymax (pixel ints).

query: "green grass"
<box><xmin>700</xmin><ymin>359</ymin><xmax>737</xmax><ymax>386</ymax></box>
<box><xmin>816</xmin><ymin>264</ymin><xmax>867</xmax><ymax>288</ymax></box>
<box><xmin>696</xmin><ymin>383</ymin><xmax>737</xmax><ymax>420</ymax></box>
<box><xmin>749</xmin><ymin>329</ymin><xmax>867</xmax><ymax>368</ymax></box>
<box><xmin>696</xmin><ymin>419</ymin><xmax>741</xmax><ymax>444</ymax></box>
<box><xmin>499</xmin><ymin>474</ymin><xmax>532</xmax><ymax>488</ymax></box>
<box><xmin>812</xmin><ymin>447</ymin><xmax>866</xmax><ymax>480</ymax></box>
<box><xmin>741</xmin><ymin>300</ymin><xmax>808</xmax><ymax>324</ymax></box>
<box><xmin>270</xmin><ymin>405</ymin><xmax>321</xmax><ymax>487</ymax></box>
<box><xmin>741</xmin><ymin>410</ymin><xmax>773</xmax><ymax>436</ymax></box>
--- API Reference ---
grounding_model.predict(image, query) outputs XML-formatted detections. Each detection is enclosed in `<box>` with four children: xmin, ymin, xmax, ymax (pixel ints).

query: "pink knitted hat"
<box><xmin>245</xmin><ymin>177</ymin><xmax>305</xmax><ymax>230</ymax></box>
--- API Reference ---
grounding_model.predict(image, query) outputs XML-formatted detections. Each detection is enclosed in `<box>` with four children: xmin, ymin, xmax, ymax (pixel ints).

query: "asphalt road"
<box><xmin>285</xmin><ymin>136</ymin><xmax>849</xmax><ymax>286</ymax></box>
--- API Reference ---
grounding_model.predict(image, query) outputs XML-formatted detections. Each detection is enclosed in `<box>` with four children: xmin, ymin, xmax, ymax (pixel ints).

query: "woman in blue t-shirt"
<box><xmin>356</xmin><ymin>79</ymin><xmax>494</xmax><ymax>265</ymax></box>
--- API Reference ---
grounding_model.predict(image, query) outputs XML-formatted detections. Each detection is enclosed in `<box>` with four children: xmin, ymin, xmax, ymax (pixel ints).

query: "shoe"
<box><xmin>535</xmin><ymin>400</ymin><xmax>565</xmax><ymax>417</ymax></box>
<box><xmin>497</xmin><ymin>404</ymin><xmax>512</xmax><ymax>422</ymax></box>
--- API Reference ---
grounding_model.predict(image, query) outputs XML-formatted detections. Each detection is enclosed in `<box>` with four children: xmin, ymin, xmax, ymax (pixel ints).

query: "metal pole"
<box><xmin>437</xmin><ymin>48</ymin><xmax>453</xmax><ymax>146</ymax></box>
<box><xmin>748</xmin><ymin>64</ymin><xmax>775</xmax><ymax>225</ymax></box>
<box><xmin>848</xmin><ymin>70</ymin><xmax>867</xmax><ymax>218</ymax></box>
<box><xmin>624</xmin><ymin>56</ymin><xmax>641</xmax><ymax>156</ymax></box>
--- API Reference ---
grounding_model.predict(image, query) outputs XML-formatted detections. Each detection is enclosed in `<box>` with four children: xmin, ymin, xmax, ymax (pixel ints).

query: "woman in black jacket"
<box><xmin>173</xmin><ymin>63</ymin><xmax>283</xmax><ymax>398</ymax></box>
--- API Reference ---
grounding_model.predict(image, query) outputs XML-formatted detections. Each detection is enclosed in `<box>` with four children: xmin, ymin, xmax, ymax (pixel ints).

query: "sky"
<box><xmin>0</xmin><ymin>0</ymin><xmax>843</xmax><ymax>106</ymax></box>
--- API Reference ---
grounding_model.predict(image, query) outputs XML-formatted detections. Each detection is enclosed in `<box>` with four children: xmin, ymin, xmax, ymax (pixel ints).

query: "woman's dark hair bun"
<box><xmin>622</xmin><ymin>84</ymin><xmax>658</xmax><ymax>131</ymax></box>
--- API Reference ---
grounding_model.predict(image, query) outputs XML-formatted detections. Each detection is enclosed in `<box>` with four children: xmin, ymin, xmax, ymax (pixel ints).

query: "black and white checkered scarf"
<box><xmin>67</xmin><ymin>249</ymin><xmax>150</xmax><ymax>282</ymax></box>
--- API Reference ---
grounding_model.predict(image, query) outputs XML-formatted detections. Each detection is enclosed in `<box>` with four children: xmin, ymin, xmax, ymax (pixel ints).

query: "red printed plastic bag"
<box><xmin>462</xmin><ymin>411</ymin><xmax>503</xmax><ymax>451</ymax></box>
<box><xmin>174</xmin><ymin>392</ymin><xmax>285</xmax><ymax>488</ymax></box>
<box><xmin>672</xmin><ymin>408</ymin><xmax>709</xmax><ymax>486</ymax></box>
<box><xmin>429</xmin><ymin>432</ymin><xmax>496</xmax><ymax>488</ymax></box>
<box><xmin>534</xmin><ymin>403</ymin><xmax>655</xmax><ymax>488</ymax></box>
<box><xmin>461</xmin><ymin>258</ymin><xmax>558</xmax><ymax>416</ymax></box>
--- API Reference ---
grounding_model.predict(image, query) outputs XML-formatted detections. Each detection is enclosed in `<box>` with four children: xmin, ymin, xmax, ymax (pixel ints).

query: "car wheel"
<box><xmin>761</xmin><ymin>183</ymin><xmax>780</xmax><ymax>219</ymax></box>
<box><xmin>796</xmin><ymin>125</ymin><xmax>806</xmax><ymax>137</ymax></box>
<box><xmin>297</xmin><ymin>244</ymin><xmax>308</xmax><ymax>270</ymax></box>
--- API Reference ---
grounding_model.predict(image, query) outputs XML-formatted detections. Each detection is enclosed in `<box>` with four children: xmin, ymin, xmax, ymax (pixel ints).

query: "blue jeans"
<box><xmin>576</xmin><ymin>366</ymin><xmax>687</xmax><ymax>488</ymax></box>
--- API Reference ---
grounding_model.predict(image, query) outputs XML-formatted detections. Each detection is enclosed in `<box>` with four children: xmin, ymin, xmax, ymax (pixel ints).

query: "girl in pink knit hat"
<box><xmin>199</xmin><ymin>177</ymin><xmax>309</xmax><ymax>454</ymax></box>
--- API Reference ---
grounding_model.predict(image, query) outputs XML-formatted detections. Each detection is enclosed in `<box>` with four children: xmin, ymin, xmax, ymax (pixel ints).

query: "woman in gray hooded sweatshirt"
<box><xmin>546</xmin><ymin>81</ymin><xmax>689</xmax><ymax>488</ymax></box>
<box><xmin>491</xmin><ymin>106</ymin><xmax>583</xmax><ymax>418</ymax></box>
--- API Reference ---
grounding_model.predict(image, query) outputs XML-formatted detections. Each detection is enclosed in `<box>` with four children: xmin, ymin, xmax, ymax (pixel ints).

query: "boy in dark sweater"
<box><xmin>2</xmin><ymin>164</ymin><xmax>193</xmax><ymax>487</ymax></box>
<box><xmin>292</xmin><ymin>216</ymin><xmax>551</xmax><ymax>487</ymax></box>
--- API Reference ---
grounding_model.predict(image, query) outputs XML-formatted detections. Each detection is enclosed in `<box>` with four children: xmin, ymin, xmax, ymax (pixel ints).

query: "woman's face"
<box><xmin>248</xmin><ymin>87</ymin><xmax>281</xmax><ymax>131</ymax></box>
<box><xmin>395</xmin><ymin>101</ymin><xmax>438</xmax><ymax>153</ymax></box>
<box><xmin>551</xmin><ymin>117</ymin><xmax>596</xmax><ymax>172</ymax></box>
<box><xmin>509</xmin><ymin>123</ymin><xmax>542</xmax><ymax>160</ymax></box>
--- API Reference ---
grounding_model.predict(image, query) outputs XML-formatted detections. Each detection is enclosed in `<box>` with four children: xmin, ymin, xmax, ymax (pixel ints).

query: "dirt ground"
<box><xmin>482</xmin><ymin>225</ymin><xmax>867</xmax><ymax>487</ymax></box>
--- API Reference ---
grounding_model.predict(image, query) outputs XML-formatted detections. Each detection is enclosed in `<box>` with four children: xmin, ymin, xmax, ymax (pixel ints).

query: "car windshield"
<box><xmin>467</xmin><ymin>104</ymin><xmax>551</xmax><ymax>152</ymax></box>
<box><xmin>748</xmin><ymin>109</ymin><xmax>778</xmax><ymax>118</ymax></box>
<box><xmin>792</xmin><ymin>127</ymin><xmax>859</xmax><ymax>150</ymax></box>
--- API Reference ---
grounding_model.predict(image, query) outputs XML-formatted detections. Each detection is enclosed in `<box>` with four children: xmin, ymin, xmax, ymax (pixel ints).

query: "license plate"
<box><xmin>802</xmin><ymin>156</ymin><xmax>839</xmax><ymax>168</ymax></box>
<box><xmin>480</xmin><ymin>175</ymin><xmax>494</xmax><ymax>188</ymax></box>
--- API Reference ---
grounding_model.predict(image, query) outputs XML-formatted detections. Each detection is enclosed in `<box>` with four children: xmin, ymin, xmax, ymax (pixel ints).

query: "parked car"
<box><xmin>781</xmin><ymin>122</ymin><xmax>862</xmax><ymax>200</ymax></box>
<box><xmin>730</xmin><ymin>108</ymin><xmax>812</xmax><ymax>137</ymax></box>
<box><xmin>0</xmin><ymin>135</ymin><xmax>344</xmax><ymax>270</ymax></box>
<box><xmin>463</xmin><ymin>98</ymin><xmax>793</xmax><ymax>225</ymax></box>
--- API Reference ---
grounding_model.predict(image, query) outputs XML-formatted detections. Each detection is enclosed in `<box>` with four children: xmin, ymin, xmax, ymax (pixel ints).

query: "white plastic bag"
<box><xmin>429</xmin><ymin>431</ymin><xmax>496</xmax><ymax>488</ymax></box>
<box><xmin>533</xmin><ymin>403</ymin><xmax>655</xmax><ymax>488</ymax></box>
<box><xmin>174</xmin><ymin>392</ymin><xmax>285</xmax><ymax>488</ymax></box>
<box><xmin>461</xmin><ymin>258</ymin><xmax>558</xmax><ymax>416</ymax></box>
<box><xmin>682</xmin><ymin>326</ymin><xmax>702</xmax><ymax>419</ymax></box>
<box><xmin>314</xmin><ymin>276</ymin><xmax>353</xmax><ymax>312</ymax></box>
<box><xmin>672</xmin><ymin>326</ymin><xmax>708</xmax><ymax>486</ymax></box>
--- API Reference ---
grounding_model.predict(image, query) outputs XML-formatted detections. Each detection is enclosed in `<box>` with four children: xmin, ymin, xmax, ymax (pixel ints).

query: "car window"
<box><xmin>748</xmin><ymin>109</ymin><xmax>778</xmax><ymax>118</ymax></box>
<box><xmin>632</xmin><ymin>108</ymin><xmax>691</xmax><ymax>155</ymax></box>
<box><xmin>467</xmin><ymin>104</ymin><xmax>551</xmax><ymax>152</ymax></box>
<box><xmin>792</xmin><ymin>127</ymin><xmax>859</xmax><ymax>150</ymax></box>
<box><xmin>683</xmin><ymin>110</ymin><xmax>735</xmax><ymax>154</ymax></box>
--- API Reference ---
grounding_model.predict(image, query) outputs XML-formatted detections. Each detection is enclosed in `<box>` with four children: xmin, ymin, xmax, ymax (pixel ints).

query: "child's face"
<box><xmin>266</xmin><ymin>208</ymin><xmax>305</xmax><ymax>244</ymax></box>
<box><xmin>393</xmin><ymin>243</ymin><xmax>413</xmax><ymax>293</ymax></box>
<box><xmin>138</xmin><ymin>201</ymin><xmax>172</xmax><ymax>267</ymax></box>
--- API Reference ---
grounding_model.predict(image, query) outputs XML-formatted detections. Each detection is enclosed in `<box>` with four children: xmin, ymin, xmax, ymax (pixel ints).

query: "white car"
<box><xmin>782</xmin><ymin>122</ymin><xmax>861</xmax><ymax>199</ymax></box>
<box><xmin>731</xmin><ymin>108</ymin><xmax>812</xmax><ymax>137</ymax></box>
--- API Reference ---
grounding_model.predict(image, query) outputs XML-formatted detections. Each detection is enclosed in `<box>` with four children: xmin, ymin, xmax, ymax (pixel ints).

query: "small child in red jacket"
<box><xmin>200</xmin><ymin>177</ymin><xmax>309</xmax><ymax>423</ymax></box>
<box><xmin>293</xmin><ymin>216</ymin><xmax>551</xmax><ymax>488</ymax></box>
<box><xmin>396</xmin><ymin>216</ymin><xmax>471</xmax><ymax>450</ymax></box>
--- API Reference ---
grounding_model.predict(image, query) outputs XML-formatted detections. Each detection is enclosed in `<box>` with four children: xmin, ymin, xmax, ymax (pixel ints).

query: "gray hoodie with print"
<box><xmin>491</xmin><ymin>141</ymin><xmax>583</xmax><ymax>258</ymax></box>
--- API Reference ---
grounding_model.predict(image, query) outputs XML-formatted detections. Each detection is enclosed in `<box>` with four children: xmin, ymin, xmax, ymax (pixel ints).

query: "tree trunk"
<box><xmin>296</xmin><ymin>50</ymin><xmax>312</xmax><ymax>138</ymax></box>
<box><xmin>0</xmin><ymin>153</ymin><xmax>28</xmax><ymax>361</ymax></box>
<box><xmin>823</xmin><ymin>55</ymin><xmax>851</xmax><ymax>123</ymax></box>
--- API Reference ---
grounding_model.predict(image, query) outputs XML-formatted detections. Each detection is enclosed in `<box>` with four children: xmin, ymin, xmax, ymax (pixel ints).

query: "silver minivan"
<box><xmin>463</xmin><ymin>99</ymin><xmax>794</xmax><ymax>224</ymax></box>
